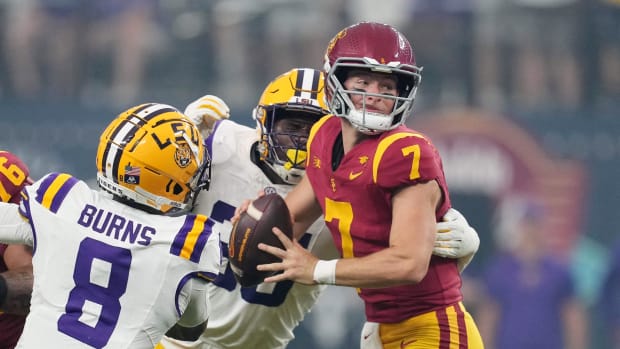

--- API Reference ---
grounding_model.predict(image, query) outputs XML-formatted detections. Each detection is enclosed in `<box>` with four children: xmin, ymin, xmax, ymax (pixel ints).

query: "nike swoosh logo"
<box><xmin>400</xmin><ymin>339</ymin><xmax>417</xmax><ymax>348</ymax></box>
<box><xmin>362</xmin><ymin>333</ymin><xmax>372</xmax><ymax>340</ymax></box>
<box><xmin>349</xmin><ymin>171</ymin><xmax>363</xmax><ymax>180</ymax></box>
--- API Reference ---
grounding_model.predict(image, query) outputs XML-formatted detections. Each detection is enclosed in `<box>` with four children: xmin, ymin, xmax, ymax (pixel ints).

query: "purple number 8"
<box><xmin>57</xmin><ymin>238</ymin><xmax>132</xmax><ymax>348</ymax></box>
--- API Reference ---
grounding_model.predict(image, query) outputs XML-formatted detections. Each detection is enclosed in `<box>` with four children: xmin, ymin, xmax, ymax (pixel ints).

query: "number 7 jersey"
<box><xmin>305</xmin><ymin>115</ymin><xmax>462</xmax><ymax>323</ymax></box>
<box><xmin>0</xmin><ymin>172</ymin><xmax>221</xmax><ymax>348</ymax></box>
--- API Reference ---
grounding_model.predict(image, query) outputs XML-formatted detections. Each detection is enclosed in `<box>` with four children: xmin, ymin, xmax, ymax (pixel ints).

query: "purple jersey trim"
<box><xmin>174</xmin><ymin>272</ymin><xmax>217</xmax><ymax>316</ymax></box>
<box><xmin>170</xmin><ymin>215</ymin><xmax>215</xmax><ymax>263</ymax></box>
<box><xmin>34</xmin><ymin>173</ymin><xmax>79</xmax><ymax>213</ymax></box>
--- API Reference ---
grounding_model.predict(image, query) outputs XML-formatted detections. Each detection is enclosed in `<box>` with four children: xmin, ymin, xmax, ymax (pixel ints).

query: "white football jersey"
<box><xmin>188</xmin><ymin>120</ymin><xmax>337</xmax><ymax>349</ymax></box>
<box><xmin>0</xmin><ymin>173</ymin><xmax>221</xmax><ymax>348</ymax></box>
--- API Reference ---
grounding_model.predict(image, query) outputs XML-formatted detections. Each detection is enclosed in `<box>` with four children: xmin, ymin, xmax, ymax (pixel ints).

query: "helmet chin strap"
<box><xmin>272</xmin><ymin>165</ymin><xmax>304</xmax><ymax>185</ymax></box>
<box><xmin>260</xmin><ymin>147</ymin><xmax>307</xmax><ymax>185</ymax></box>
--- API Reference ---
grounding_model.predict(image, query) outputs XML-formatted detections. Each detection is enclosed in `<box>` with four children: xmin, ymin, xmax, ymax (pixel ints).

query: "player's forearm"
<box><xmin>0</xmin><ymin>267</ymin><xmax>33</xmax><ymax>315</ymax></box>
<box><xmin>286</xmin><ymin>176</ymin><xmax>322</xmax><ymax>240</ymax></box>
<box><xmin>327</xmin><ymin>247</ymin><xmax>431</xmax><ymax>288</ymax></box>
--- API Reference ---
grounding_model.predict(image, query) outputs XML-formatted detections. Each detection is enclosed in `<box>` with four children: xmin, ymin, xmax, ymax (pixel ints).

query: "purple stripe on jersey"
<box><xmin>34</xmin><ymin>172</ymin><xmax>79</xmax><ymax>212</ymax></box>
<box><xmin>189</xmin><ymin>219</ymin><xmax>214</xmax><ymax>263</ymax></box>
<box><xmin>170</xmin><ymin>215</ymin><xmax>194</xmax><ymax>256</ymax></box>
<box><xmin>48</xmin><ymin>176</ymin><xmax>78</xmax><ymax>213</ymax></box>
<box><xmin>205</xmin><ymin>120</ymin><xmax>221</xmax><ymax>160</ymax></box>
<box><xmin>197</xmin><ymin>271</ymin><xmax>217</xmax><ymax>282</ymax></box>
<box><xmin>18</xmin><ymin>191</ymin><xmax>31</xmax><ymax>221</ymax></box>
<box><xmin>175</xmin><ymin>274</ymin><xmax>193</xmax><ymax>316</ymax></box>
<box><xmin>18</xmin><ymin>194</ymin><xmax>38</xmax><ymax>255</ymax></box>
<box><xmin>35</xmin><ymin>172</ymin><xmax>61</xmax><ymax>204</ymax></box>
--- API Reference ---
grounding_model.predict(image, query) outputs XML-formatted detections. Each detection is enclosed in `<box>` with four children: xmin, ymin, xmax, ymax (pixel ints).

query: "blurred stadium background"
<box><xmin>1</xmin><ymin>0</ymin><xmax>618</xmax><ymax>348</ymax></box>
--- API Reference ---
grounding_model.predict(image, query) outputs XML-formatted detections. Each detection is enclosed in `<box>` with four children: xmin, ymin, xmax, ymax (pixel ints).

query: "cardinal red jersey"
<box><xmin>0</xmin><ymin>244</ymin><xmax>26</xmax><ymax>349</ymax></box>
<box><xmin>0</xmin><ymin>151</ymin><xmax>30</xmax><ymax>348</ymax></box>
<box><xmin>305</xmin><ymin>115</ymin><xmax>462</xmax><ymax>323</ymax></box>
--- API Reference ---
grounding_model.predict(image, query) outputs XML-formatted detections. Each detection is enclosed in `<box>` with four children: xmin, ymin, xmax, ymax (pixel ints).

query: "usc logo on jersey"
<box><xmin>312</xmin><ymin>156</ymin><xmax>321</xmax><ymax>169</ymax></box>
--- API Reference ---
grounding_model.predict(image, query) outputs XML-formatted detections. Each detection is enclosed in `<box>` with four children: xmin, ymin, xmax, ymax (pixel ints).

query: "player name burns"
<box><xmin>77</xmin><ymin>204</ymin><xmax>156</xmax><ymax>246</ymax></box>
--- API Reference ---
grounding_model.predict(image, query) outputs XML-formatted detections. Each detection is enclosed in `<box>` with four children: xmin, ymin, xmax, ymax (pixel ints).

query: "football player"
<box><xmin>0</xmin><ymin>150</ymin><xmax>34</xmax><ymax>348</ymax></box>
<box><xmin>0</xmin><ymin>104</ymin><xmax>221</xmax><ymax>348</ymax></box>
<box><xmin>158</xmin><ymin>68</ymin><xmax>479</xmax><ymax>349</ymax></box>
<box><xmin>254</xmin><ymin>23</ymin><xmax>485</xmax><ymax>348</ymax></box>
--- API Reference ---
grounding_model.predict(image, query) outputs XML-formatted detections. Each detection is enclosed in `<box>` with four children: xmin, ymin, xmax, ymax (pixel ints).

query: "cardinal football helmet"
<box><xmin>0</xmin><ymin>150</ymin><xmax>33</xmax><ymax>203</ymax></box>
<box><xmin>253</xmin><ymin>68</ymin><xmax>329</xmax><ymax>184</ymax></box>
<box><xmin>96</xmin><ymin>103</ymin><xmax>210</xmax><ymax>215</ymax></box>
<box><xmin>323</xmin><ymin>21</ymin><xmax>422</xmax><ymax>134</ymax></box>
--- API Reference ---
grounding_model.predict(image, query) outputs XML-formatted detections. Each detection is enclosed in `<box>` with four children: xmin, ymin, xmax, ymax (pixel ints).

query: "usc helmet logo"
<box><xmin>325</xmin><ymin>28</ymin><xmax>348</xmax><ymax>58</ymax></box>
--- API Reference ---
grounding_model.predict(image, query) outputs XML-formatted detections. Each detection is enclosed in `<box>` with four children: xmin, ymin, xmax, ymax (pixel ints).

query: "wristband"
<box><xmin>313</xmin><ymin>259</ymin><xmax>338</xmax><ymax>285</ymax></box>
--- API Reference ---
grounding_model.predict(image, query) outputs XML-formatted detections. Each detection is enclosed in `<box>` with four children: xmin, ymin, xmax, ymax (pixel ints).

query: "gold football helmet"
<box><xmin>96</xmin><ymin>103</ymin><xmax>210</xmax><ymax>214</ymax></box>
<box><xmin>253</xmin><ymin>68</ymin><xmax>329</xmax><ymax>184</ymax></box>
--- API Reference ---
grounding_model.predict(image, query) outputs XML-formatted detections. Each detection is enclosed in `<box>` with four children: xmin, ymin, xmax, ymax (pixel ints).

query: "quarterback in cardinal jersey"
<box><xmin>157</xmin><ymin>68</ymin><xmax>480</xmax><ymax>349</ymax></box>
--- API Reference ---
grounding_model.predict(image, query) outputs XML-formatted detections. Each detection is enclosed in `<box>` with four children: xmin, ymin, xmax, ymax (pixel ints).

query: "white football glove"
<box><xmin>434</xmin><ymin>208</ymin><xmax>480</xmax><ymax>272</ymax></box>
<box><xmin>184</xmin><ymin>94</ymin><xmax>230</xmax><ymax>132</ymax></box>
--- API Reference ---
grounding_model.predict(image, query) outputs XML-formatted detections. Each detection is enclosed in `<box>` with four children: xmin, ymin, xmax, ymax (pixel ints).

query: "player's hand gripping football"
<box><xmin>256</xmin><ymin>226</ymin><xmax>318</xmax><ymax>285</ymax></box>
<box><xmin>231</xmin><ymin>197</ymin><xmax>318</xmax><ymax>285</ymax></box>
<box><xmin>434</xmin><ymin>208</ymin><xmax>480</xmax><ymax>272</ymax></box>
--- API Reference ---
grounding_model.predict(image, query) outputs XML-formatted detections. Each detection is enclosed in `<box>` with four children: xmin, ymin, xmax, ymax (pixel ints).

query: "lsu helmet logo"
<box><xmin>174</xmin><ymin>143</ymin><xmax>192</xmax><ymax>168</ymax></box>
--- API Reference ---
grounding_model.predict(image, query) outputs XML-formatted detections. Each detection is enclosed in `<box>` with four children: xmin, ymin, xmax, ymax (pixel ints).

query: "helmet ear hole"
<box><xmin>172</xmin><ymin>183</ymin><xmax>183</xmax><ymax>195</ymax></box>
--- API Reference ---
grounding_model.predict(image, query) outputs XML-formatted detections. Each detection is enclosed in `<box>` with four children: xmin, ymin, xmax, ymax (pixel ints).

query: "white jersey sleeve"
<box><xmin>159</xmin><ymin>120</ymin><xmax>336</xmax><ymax>349</ymax></box>
<box><xmin>14</xmin><ymin>172</ymin><xmax>222</xmax><ymax>349</ymax></box>
<box><xmin>0</xmin><ymin>201</ymin><xmax>33</xmax><ymax>245</ymax></box>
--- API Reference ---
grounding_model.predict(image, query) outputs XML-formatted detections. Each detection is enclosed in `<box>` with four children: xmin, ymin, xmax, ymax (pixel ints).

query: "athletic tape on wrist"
<box><xmin>313</xmin><ymin>259</ymin><xmax>338</xmax><ymax>285</ymax></box>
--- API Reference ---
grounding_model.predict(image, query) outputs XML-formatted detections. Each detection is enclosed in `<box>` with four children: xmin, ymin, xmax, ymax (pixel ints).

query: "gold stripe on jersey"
<box><xmin>306</xmin><ymin>115</ymin><xmax>333</xmax><ymax>166</ymax></box>
<box><xmin>40</xmin><ymin>173</ymin><xmax>73</xmax><ymax>210</ymax></box>
<box><xmin>373</xmin><ymin>132</ymin><xmax>426</xmax><ymax>183</ymax></box>
<box><xmin>180</xmin><ymin>214</ymin><xmax>207</xmax><ymax>260</ymax></box>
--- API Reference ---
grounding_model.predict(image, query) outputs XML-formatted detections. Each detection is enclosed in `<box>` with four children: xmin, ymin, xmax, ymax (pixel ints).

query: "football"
<box><xmin>228</xmin><ymin>193</ymin><xmax>293</xmax><ymax>287</ymax></box>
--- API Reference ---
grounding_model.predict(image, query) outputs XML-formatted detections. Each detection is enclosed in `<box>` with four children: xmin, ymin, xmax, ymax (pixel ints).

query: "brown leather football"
<box><xmin>228</xmin><ymin>193</ymin><xmax>293</xmax><ymax>287</ymax></box>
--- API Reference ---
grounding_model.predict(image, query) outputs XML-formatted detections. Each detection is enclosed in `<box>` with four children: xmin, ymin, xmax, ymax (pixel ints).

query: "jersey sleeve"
<box><xmin>207</xmin><ymin>120</ymin><xmax>247</xmax><ymax>165</ymax></box>
<box><xmin>372</xmin><ymin>131</ymin><xmax>451</xmax><ymax>218</ymax></box>
<box><xmin>176</xmin><ymin>278</ymin><xmax>209</xmax><ymax>328</ymax></box>
<box><xmin>373</xmin><ymin>131</ymin><xmax>445</xmax><ymax>188</ymax></box>
<box><xmin>306</xmin><ymin>115</ymin><xmax>333</xmax><ymax>162</ymax></box>
<box><xmin>0</xmin><ymin>202</ymin><xmax>33</xmax><ymax>245</ymax></box>
<box><xmin>197</xmin><ymin>217</ymin><xmax>222</xmax><ymax>281</ymax></box>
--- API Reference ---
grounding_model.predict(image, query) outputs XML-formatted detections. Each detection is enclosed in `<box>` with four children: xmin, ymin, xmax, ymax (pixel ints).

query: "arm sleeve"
<box><xmin>0</xmin><ymin>202</ymin><xmax>33</xmax><ymax>245</ymax></box>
